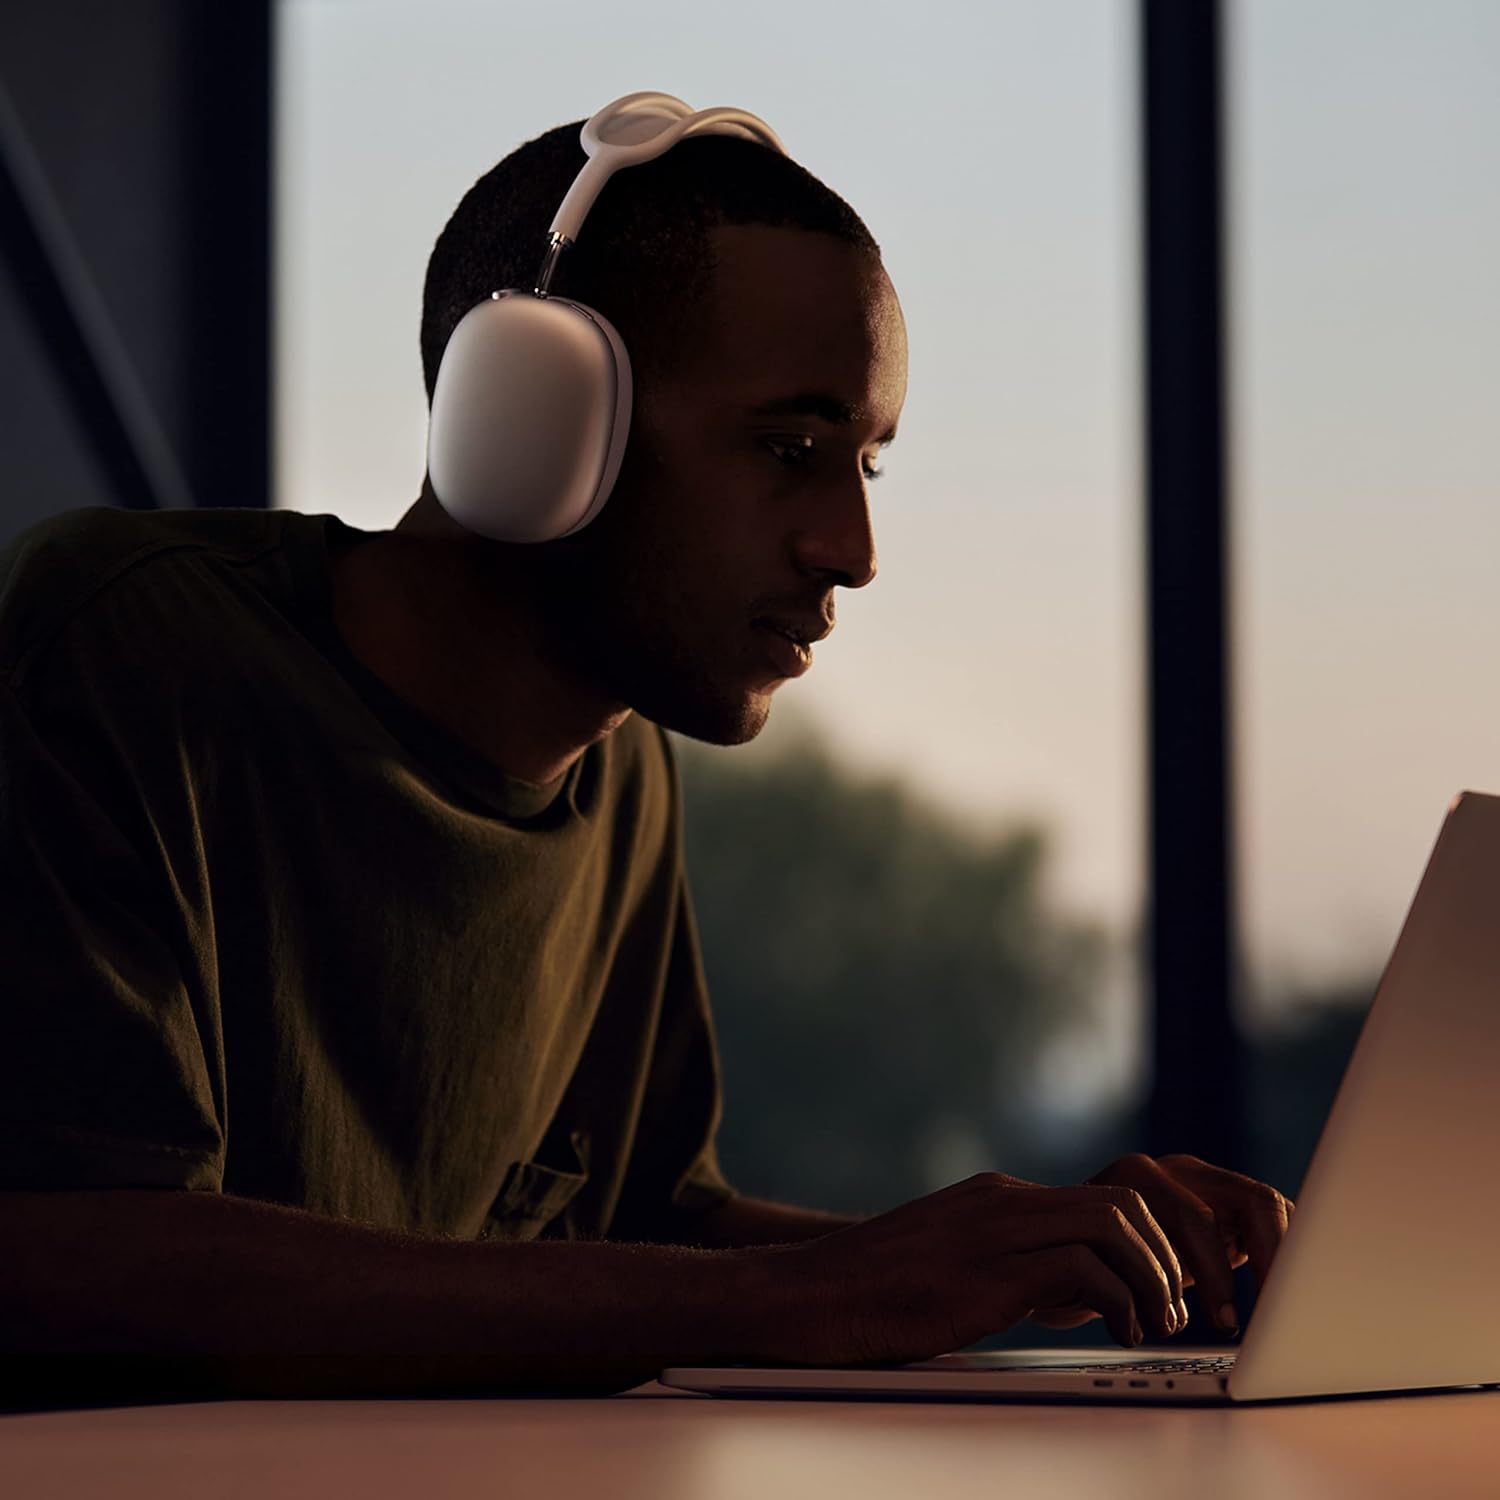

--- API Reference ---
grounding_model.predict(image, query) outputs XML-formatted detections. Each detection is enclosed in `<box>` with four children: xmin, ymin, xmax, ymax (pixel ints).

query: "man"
<box><xmin>0</xmin><ymin>115</ymin><xmax>1291</xmax><ymax>1400</ymax></box>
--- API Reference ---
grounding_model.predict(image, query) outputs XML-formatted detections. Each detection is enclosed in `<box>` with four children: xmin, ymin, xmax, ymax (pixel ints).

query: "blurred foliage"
<box><xmin>677</xmin><ymin>719</ymin><xmax>1379</xmax><ymax>1221</ymax></box>
<box><xmin>676</xmin><ymin>720</ymin><xmax>1110</xmax><ymax>1215</ymax></box>
<box><xmin>1246</xmin><ymin>989</ymin><xmax>1372</xmax><ymax>1197</ymax></box>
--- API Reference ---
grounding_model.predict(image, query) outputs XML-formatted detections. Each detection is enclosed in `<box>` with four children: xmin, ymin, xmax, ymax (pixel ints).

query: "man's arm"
<box><xmin>3</xmin><ymin>1164</ymin><xmax>1293</xmax><ymax>1401</ymax></box>
<box><xmin>0</xmin><ymin>1187</ymin><xmax>788</xmax><ymax>1402</ymax></box>
<box><xmin>646</xmin><ymin>1193</ymin><xmax>862</xmax><ymax>1248</ymax></box>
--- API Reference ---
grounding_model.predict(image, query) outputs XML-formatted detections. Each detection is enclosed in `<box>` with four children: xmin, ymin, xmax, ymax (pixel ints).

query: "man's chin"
<box><xmin>644</xmin><ymin>684</ymin><xmax>776</xmax><ymax>748</ymax></box>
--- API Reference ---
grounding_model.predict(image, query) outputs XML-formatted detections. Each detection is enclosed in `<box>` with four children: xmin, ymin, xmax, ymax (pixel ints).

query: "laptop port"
<box><xmin>1092</xmin><ymin>1379</ymin><xmax>1114</xmax><ymax>1388</ymax></box>
<box><xmin>1128</xmin><ymin>1380</ymin><xmax>1149</xmax><ymax>1388</ymax></box>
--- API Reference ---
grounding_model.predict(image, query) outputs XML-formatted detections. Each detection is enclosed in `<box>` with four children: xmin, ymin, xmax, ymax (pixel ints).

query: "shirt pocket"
<box><xmin>483</xmin><ymin>1129</ymin><xmax>590</xmax><ymax>1240</ymax></box>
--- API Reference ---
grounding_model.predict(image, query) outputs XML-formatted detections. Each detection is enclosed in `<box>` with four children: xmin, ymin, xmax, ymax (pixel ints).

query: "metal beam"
<box><xmin>0</xmin><ymin>77</ymin><xmax>191</xmax><ymax>512</ymax></box>
<box><xmin>180</xmin><ymin>2</ymin><xmax>273</xmax><ymax>511</ymax></box>
<box><xmin>1140</xmin><ymin>0</ymin><xmax>1245</xmax><ymax>1167</ymax></box>
<box><xmin>0</xmin><ymin>4</ymin><xmax>272</xmax><ymax>517</ymax></box>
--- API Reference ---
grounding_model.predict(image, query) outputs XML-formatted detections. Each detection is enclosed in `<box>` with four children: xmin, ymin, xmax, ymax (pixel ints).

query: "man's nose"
<box><xmin>789</xmin><ymin>478</ymin><xmax>878</xmax><ymax>591</ymax></box>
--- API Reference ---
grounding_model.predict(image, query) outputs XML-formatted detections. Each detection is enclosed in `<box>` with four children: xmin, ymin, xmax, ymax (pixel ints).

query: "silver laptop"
<box><xmin>663</xmin><ymin>790</ymin><xmax>1500</xmax><ymax>1404</ymax></box>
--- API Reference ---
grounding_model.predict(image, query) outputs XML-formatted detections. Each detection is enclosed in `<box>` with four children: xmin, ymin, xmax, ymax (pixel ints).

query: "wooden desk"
<box><xmin>3</xmin><ymin>1383</ymin><xmax>1498</xmax><ymax>1498</ymax></box>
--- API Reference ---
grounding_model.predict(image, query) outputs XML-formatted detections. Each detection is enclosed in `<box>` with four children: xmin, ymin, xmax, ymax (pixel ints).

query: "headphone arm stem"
<box><xmin>533</xmin><ymin>232</ymin><xmax>572</xmax><ymax>298</ymax></box>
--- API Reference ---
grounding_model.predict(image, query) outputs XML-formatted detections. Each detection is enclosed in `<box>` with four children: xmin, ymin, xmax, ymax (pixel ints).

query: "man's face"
<box><xmin>552</xmin><ymin>223</ymin><xmax>909</xmax><ymax>745</ymax></box>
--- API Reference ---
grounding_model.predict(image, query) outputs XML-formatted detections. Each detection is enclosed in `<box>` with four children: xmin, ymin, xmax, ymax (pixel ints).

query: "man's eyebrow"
<box><xmin>751</xmin><ymin>393</ymin><xmax>897</xmax><ymax>445</ymax></box>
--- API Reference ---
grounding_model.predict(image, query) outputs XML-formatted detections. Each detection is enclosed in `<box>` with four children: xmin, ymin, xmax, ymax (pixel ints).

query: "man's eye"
<box><xmin>762</xmin><ymin>436</ymin><xmax>885</xmax><ymax>482</ymax></box>
<box><xmin>763</xmin><ymin>436</ymin><xmax>815</xmax><ymax>467</ymax></box>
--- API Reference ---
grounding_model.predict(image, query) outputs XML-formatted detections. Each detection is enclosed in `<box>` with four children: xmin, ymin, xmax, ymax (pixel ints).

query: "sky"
<box><xmin>1228</xmin><ymin>0</ymin><xmax>1500</xmax><ymax>1002</ymax></box>
<box><xmin>275</xmin><ymin>0</ymin><xmax>1500</xmax><ymax>1029</ymax></box>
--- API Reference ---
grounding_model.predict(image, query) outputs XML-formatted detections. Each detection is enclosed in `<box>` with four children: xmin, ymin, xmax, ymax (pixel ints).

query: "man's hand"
<box><xmin>1077</xmin><ymin>1152</ymin><xmax>1295</xmax><ymax>1336</ymax></box>
<box><xmin>775</xmin><ymin>1159</ymin><xmax>1293</xmax><ymax>1368</ymax></box>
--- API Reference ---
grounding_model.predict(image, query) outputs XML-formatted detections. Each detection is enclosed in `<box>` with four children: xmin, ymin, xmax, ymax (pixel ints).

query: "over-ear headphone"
<box><xmin>426</xmin><ymin>91</ymin><xmax>787</xmax><ymax>544</ymax></box>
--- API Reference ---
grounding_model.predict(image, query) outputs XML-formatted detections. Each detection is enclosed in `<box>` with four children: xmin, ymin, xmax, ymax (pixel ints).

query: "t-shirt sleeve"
<box><xmin>607</xmin><ymin>785</ymin><xmax>737</xmax><ymax>1240</ymax></box>
<box><xmin>0</xmin><ymin>677</ymin><xmax>224</xmax><ymax>1190</ymax></box>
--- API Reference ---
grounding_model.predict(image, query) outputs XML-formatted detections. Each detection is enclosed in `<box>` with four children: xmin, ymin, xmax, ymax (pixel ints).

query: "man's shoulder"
<box><xmin>0</xmin><ymin>505</ymin><xmax>293</xmax><ymax>690</ymax></box>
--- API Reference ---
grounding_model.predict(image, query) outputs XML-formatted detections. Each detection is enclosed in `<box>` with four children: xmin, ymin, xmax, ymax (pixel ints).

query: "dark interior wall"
<box><xmin>0</xmin><ymin>1</ymin><xmax>270</xmax><ymax>542</ymax></box>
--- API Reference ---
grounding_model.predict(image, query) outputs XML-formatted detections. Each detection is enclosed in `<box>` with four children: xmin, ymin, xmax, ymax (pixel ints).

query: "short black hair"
<box><xmin>420</xmin><ymin>117</ymin><xmax>880</xmax><ymax>403</ymax></box>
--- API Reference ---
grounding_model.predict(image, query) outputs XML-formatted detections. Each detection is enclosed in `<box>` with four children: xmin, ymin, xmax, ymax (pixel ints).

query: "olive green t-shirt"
<box><xmin>0</xmin><ymin>505</ymin><xmax>734</xmax><ymax>1241</ymax></box>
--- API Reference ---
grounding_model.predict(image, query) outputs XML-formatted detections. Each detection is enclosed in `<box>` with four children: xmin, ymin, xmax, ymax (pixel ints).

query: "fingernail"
<box><xmin>1165</xmin><ymin>1304</ymin><xmax>1178</xmax><ymax>1333</ymax></box>
<box><xmin>1132</xmin><ymin>1318</ymin><xmax>1144</xmax><ymax>1346</ymax></box>
<box><xmin>1177</xmin><ymin>1298</ymin><xmax>1190</xmax><ymax>1330</ymax></box>
<box><xmin>1218</xmin><ymin>1301</ymin><xmax>1239</xmax><ymax>1333</ymax></box>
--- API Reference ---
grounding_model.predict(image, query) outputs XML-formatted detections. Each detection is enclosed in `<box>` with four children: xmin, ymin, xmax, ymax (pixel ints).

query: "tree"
<box><xmin>676</xmin><ymin>720</ymin><xmax>1109</xmax><ymax>1214</ymax></box>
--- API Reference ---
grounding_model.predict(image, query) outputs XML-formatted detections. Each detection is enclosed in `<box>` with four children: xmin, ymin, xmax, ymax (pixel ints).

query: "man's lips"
<box><xmin>752</xmin><ymin>615</ymin><xmax>833</xmax><ymax>647</ymax></box>
<box><xmin>751</xmin><ymin>616</ymin><xmax>831</xmax><ymax>678</ymax></box>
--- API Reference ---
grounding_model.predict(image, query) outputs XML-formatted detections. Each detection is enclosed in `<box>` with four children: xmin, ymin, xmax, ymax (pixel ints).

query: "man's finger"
<box><xmin>1030</xmin><ymin>1304</ymin><xmax>1100</xmax><ymax>1330</ymax></box>
<box><xmin>1159</xmin><ymin>1154</ymin><xmax>1295</xmax><ymax>1317</ymax></box>
<box><xmin>1237</xmin><ymin>1190</ymin><xmax>1292</xmax><ymax>1294</ymax></box>
<box><xmin>1097</xmin><ymin>1154</ymin><xmax>1239</xmax><ymax>1334</ymax></box>
<box><xmin>1164</xmin><ymin>1156</ymin><xmax>1294</xmax><ymax>1295</ymax></box>
<box><xmin>1080</xmin><ymin>1181</ymin><xmax>1185</xmax><ymax>1329</ymax></box>
<box><xmin>1048</xmin><ymin>1181</ymin><xmax>1184</xmax><ymax>1333</ymax></box>
<box><xmin>974</xmin><ymin>1192</ymin><xmax>1178</xmax><ymax>1339</ymax></box>
<box><xmin>998</xmin><ymin>1246</ymin><xmax>1141</xmax><ymax>1349</ymax></box>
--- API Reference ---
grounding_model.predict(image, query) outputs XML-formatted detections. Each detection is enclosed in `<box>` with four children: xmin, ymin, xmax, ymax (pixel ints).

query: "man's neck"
<box><xmin>327</xmin><ymin>492</ymin><xmax>629</xmax><ymax>786</ymax></box>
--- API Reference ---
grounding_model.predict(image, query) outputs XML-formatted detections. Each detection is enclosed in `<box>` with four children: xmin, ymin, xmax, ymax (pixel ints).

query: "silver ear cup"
<box><xmin>427</xmin><ymin>291</ymin><xmax>633</xmax><ymax>543</ymax></box>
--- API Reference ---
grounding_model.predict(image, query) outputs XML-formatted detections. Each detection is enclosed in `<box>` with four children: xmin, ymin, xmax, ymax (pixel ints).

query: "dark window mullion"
<box><xmin>1140</xmin><ymin>0</ymin><xmax>1244</xmax><ymax>1168</ymax></box>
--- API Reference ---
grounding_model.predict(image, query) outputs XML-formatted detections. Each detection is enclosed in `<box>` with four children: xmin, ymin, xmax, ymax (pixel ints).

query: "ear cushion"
<box><xmin>427</xmin><ymin>291</ymin><xmax>633</xmax><ymax>543</ymax></box>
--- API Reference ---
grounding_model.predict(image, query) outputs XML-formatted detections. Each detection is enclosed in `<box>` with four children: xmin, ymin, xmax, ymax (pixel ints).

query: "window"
<box><xmin>1229</xmin><ymin>0</ymin><xmax>1500</xmax><ymax>1188</ymax></box>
